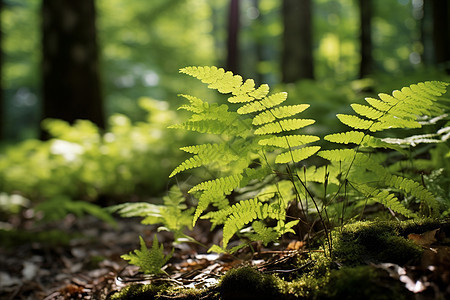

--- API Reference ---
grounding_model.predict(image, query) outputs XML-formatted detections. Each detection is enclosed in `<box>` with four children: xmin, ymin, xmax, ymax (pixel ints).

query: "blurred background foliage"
<box><xmin>0</xmin><ymin>0</ymin><xmax>449</xmax><ymax>223</ymax></box>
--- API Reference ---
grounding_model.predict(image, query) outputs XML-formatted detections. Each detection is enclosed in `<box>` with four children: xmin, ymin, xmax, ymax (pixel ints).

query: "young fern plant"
<box><xmin>318</xmin><ymin>81</ymin><xmax>449</xmax><ymax>220</ymax></box>
<box><xmin>170</xmin><ymin>66</ymin><xmax>321</xmax><ymax>252</ymax></box>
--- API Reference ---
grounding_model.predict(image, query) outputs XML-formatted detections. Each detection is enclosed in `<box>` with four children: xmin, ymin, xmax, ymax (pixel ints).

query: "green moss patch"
<box><xmin>219</xmin><ymin>266</ymin><xmax>283</xmax><ymax>300</ymax></box>
<box><xmin>107</xmin><ymin>284</ymin><xmax>167</xmax><ymax>300</ymax></box>
<box><xmin>332</xmin><ymin>221</ymin><xmax>423</xmax><ymax>265</ymax></box>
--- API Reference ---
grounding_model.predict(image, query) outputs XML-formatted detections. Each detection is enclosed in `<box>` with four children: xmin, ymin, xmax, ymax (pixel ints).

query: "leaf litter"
<box><xmin>1</xmin><ymin>214</ymin><xmax>450</xmax><ymax>299</ymax></box>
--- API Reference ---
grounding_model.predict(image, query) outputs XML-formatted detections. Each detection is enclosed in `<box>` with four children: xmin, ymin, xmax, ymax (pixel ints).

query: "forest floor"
<box><xmin>1</xmin><ymin>214</ymin><xmax>450</xmax><ymax>300</ymax></box>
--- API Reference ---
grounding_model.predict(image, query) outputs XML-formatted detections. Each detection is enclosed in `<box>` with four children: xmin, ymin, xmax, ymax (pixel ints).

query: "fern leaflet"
<box><xmin>121</xmin><ymin>235</ymin><xmax>173</xmax><ymax>275</ymax></box>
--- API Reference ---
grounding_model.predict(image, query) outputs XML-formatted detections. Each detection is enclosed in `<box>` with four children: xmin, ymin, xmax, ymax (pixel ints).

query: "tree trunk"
<box><xmin>41</xmin><ymin>0</ymin><xmax>104</xmax><ymax>138</ymax></box>
<box><xmin>281</xmin><ymin>0</ymin><xmax>314</xmax><ymax>83</ymax></box>
<box><xmin>358</xmin><ymin>0</ymin><xmax>373</xmax><ymax>78</ymax></box>
<box><xmin>431</xmin><ymin>0</ymin><xmax>450</xmax><ymax>74</ymax></box>
<box><xmin>0</xmin><ymin>0</ymin><xmax>3</xmax><ymax>140</ymax></box>
<box><xmin>226</xmin><ymin>0</ymin><xmax>240</xmax><ymax>73</ymax></box>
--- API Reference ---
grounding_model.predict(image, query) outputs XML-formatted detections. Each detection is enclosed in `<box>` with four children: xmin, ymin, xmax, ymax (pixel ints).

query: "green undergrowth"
<box><xmin>0</xmin><ymin>228</ymin><xmax>75</xmax><ymax>248</ymax></box>
<box><xmin>109</xmin><ymin>219</ymin><xmax>448</xmax><ymax>300</ymax></box>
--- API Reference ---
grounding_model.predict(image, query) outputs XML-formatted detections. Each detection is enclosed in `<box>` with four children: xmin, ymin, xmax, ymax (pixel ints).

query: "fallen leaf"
<box><xmin>408</xmin><ymin>229</ymin><xmax>439</xmax><ymax>247</ymax></box>
<box><xmin>287</xmin><ymin>240</ymin><xmax>305</xmax><ymax>250</ymax></box>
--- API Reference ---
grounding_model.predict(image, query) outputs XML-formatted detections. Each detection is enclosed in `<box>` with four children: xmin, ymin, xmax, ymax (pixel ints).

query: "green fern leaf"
<box><xmin>351</xmin><ymin>104</ymin><xmax>384</xmax><ymax>120</ymax></box>
<box><xmin>249</xmin><ymin>83</ymin><xmax>270</xmax><ymax>99</ymax></box>
<box><xmin>252</xmin><ymin>104</ymin><xmax>310</xmax><ymax>125</ymax></box>
<box><xmin>170</xmin><ymin>143</ymin><xmax>239</xmax><ymax>177</ymax></box>
<box><xmin>249</xmin><ymin>221</ymin><xmax>280</xmax><ymax>246</ymax></box>
<box><xmin>190</xmin><ymin>174</ymin><xmax>243</xmax><ymax>225</ymax></box>
<box><xmin>180</xmin><ymin>66</ymin><xmax>243</xmax><ymax>94</ymax></box>
<box><xmin>318</xmin><ymin>149</ymin><xmax>357</xmax><ymax>162</ymax></box>
<box><xmin>275</xmin><ymin>146</ymin><xmax>321</xmax><ymax>164</ymax></box>
<box><xmin>355</xmin><ymin>184</ymin><xmax>417</xmax><ymax>218</ymax></box>
<box><xmin>384</xmin><ymin>174</ymin><xmax>439</xmax><ymax>215</ymax></box>
<box><xmin>324</xmin><ymin>131</ymin><xmax>366</xmax><ymax>144</ymax></box>
<box><xmin>364</xmin><ymin>97</ymin><xmax>392</xmax><ymax>112</ymax></box>
<box><xmin>336</xmin><ymin>114</ymin><xmax>373</xmax><ymax>130</ymax></box>
<box><xmin>222</xmin><ymin>198</ymin><xmax>273</xmax><ymax>248</ymax></box>
<box><xmin>254</xmin><ymin>119</ymin><xmax>315</xmax><ymax>135</ymax></box>
<box><xmin>121</xmin><ymin>235</ymin><xmax>173</xmax><ymax>275</ymax></box>
<box><xmin>275</xmin><ymin>219</ymin><xmax>300</xmax><ymax>235</ymax></box>
<box><xmin>177</xmin><ymin>94</ymin><xmax>208</xmax><ymax>113</ymax></box>
<box><xmin>259</xmin><ymin>134</ymin><xmax>319</xmax><ymax>148</ymax></box>
<box><xmin>189</xmin><ymin>174</ymin><xmax>243</xmax><ymax>193</ymax></box>
<box><xmin>237</xmin><ymin>92</ymin><xmax>288</xmax><ymax>115</ymax></box>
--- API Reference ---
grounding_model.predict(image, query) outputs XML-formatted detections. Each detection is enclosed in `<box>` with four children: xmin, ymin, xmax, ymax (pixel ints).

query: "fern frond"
<box><xmin>222</xmin><ymin>198</ymin><xmax>273</xmax><ymax>248</ymax></box>
<box><xmin>252</xmin><ymin>104</ymin><xmax>310</xmax><ymax>125</ymax></box>
<box><xmin>259</xmin><ymin>134</ymin><xmax>319</xmax><ymax>148</ymax></box>
<box><xmin>190</xmin><ymin>174</ymin><xmax>243</xmax><ymax>225</ymax></box>
<box><xmin>275</xmin><ymin>146</ymin><xmax>321</xmax><ymax>164</ymax></box>
<box><xmin>324</xmin><ymin>131</ymin><xmax>366</xmax><ymax>145</ymax></box>
<box><xmin>254</xmin><ymin>119</ymin><xmax>315</xmax><ymax>135</ymax></box>
<box><xmin>202</xmin><ymin>205</ymin><xmax>233</xmax><ymax>229</ymax></box>
<box><xmin>351</xmin><ymin>104</ymin><xmax>384</xmax><ymax>120</ymax></box>
<box><xmin>364</xmin><ymin>97</ymin><xmax>392</xmax><ymax>112</ymax></box>
<box><xmin>248</xmin><ymin>221</ymin><xmax>280</xmax><ymax>246</ymax></box>
<box><xmin>324</xmin><ymin>131</ymin><xmax>392</xmax><ymax>150</ymax></box>
<box><xmin>170</xmin><ymin>118</ymin><xmax>251</xmax><ymax>138</ymax></box>
<box><xmin>170</xmin><ymin>143</ymin><xmax>239</xmax><ymax>177</ymax></box>
<box><xmin>336</xmin><ymin>114</ymin><xmax>373</xmax><ymax>130</ymax></box>
<box><xmin>180</xmin><ymin>66</ymin><xmax>243</xmax><ymax>94</ymax></box>
<box><xmin>107</xmin><ymin>202</ymin><xmax>162</xmax><ymax>219</ymax></box>
<box><xmin>237</xmin><ymin>92</ymin><xmax>288</xmax><ymax>115</ymax></box>
<box><xmin>318</xmin><ymin>149</ymin><xmax>357</xmax><ymax>162</ymax></box>
<box><xmin>249</xmin><ymin>83</ymin><xmax>270</xmax><ymax>99</ymax></box>
<box><xmin>275</xmin><ymin>219</ymin><xmax>300</xmax><ymax>235</ymax></box>
<box><xmin>356</xmin><ymin>184</ymin><xmax>417</xmax><ymax>218</ymax></box>
<box><xmin>383</xmin><ymin>174</ymin><xmax>439</xmax><ymax>215</ymax></box>
<box><xmin>337</xmin><ymin>81</ymin><xmax>449</xmax><ymax>133</ymax></box>
<box><xmin>177</xmin><ymin>94</ymin><xmax>206</xmax><ymax>113</ymax></box>
<box><xmin>189</xmin><ymin>174</ymin><xmax>243</xmax><ymax>193</ymax></box>
<box><xmin>121</xmin><ymin>235</ymin><xmax>173</xmax><ymax>275</ymax></box>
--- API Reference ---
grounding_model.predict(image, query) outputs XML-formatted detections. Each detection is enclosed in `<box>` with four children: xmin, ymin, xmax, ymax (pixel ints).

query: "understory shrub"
<box><xmin>0</xmin><ymin>98</ymin><xmax>191</xmax><ymax>222</ymax></box>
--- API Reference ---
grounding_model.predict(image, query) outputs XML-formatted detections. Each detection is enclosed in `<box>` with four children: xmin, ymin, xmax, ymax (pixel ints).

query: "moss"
<box><xmin>317</xmin><ymin>265</ymin><xmax>409</xmax><ymax>300</ymax></box>
<box><xmin>332</xmin><ymin>221</ymin><xmax>423</xmax><ymax>265</ymax></box>
<box><xmin>107</xmin><ymin>284</ymin><xmax>166</xmax><ymax>300</ymax></box>
<box><xmin>218</xmin><ymin>266</ymin><xmax>284</xmax><ymax>300</ymax></box>
<box><xmin>397</xmin><ymin>218</ymin><xmax>450</xmax><ymax>237</ymax></box>
<box><xmin>108</xmin><ymin>219</ymin><xmax>449</xmax><ymax>300</ymax></box>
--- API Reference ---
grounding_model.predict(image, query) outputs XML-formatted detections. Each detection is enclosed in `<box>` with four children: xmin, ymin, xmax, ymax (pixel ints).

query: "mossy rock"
<box><xmin>219</xmin><ymin>266</ymin><xmax>284</xmax><ymax>300</ymax></box>
<box><xmin>332</xmin><ymin>220</ymin><xmax>424</xmax><ymax>265</ymax></box>
<box><xmin>107</xmin><ymin>284</ymin><xmax>166</xmax><ymax>300</ymax></box>
<box><xmin>317</xmin><ymin>265</ymin><xmax>410</xmax><ymax>300</ymax></box>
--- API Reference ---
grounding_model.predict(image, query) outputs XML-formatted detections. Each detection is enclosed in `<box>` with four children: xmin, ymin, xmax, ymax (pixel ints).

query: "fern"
<box><xmin>121</xmin><ymin>235</ymin><xmax>173</xmax><ymax>275</ymax></box>
<box><xmin>35</xmin><ymin>195</ymin><xmax>116</xmax><ymax>226</ymax></box>
<box><xmin>170</xmin><ymin>66</ymin><xmax>318</xmax><ymax>251</ymax></box>
<box><xmin>107</xmin><ymin>186</ymin><xmax>194</xmax><ymax>241</ymax></box>
<box><xmin>171</xmin><ymin>67</ymin><xmax>448</xmax><ymax>253</ymax></box>
<box><xmin>319</xmin><ymin>81</ymin><xmax>449</xmax><ymax>218</ymax></box>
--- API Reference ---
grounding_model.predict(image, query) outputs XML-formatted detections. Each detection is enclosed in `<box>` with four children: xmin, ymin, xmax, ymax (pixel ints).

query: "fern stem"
<box><xmin>292</xmin><ymin>170</ymin><xmax>332</xmax><ymax>257</ymax></box>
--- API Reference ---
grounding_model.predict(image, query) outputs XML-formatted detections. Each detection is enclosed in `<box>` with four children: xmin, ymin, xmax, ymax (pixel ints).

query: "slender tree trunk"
<box><xmin>282</xmin><ymin>0</ymin><xmax>314</xmax><ymax>83</ymax></box>
<box><xmin>41</xmin><ymin>0</ymin><xmax>104</xmax><ymax>138</ymax></box>
<box><xmin>226</xmin><ymin>0</ymin><xmax>240</xmax><ymax>73</ymax></box>
<box><xmin>251</xmin><ymin>0</ymin><xmax>263</xmax><ymax>85</ymax></box>
<box><xmin>358</xmin><ymin>0</ymin><xmax>373</xmax><ymax>78</ymax></box>
<box><xmin>431</xmin><ymin>0</ymin><xmax>450</xmax><ymax>73</ymax></box>
<box><xmin>0</xmin><ymin>0</ymin><xmax>3</xmax><ymax>140</ymax></box>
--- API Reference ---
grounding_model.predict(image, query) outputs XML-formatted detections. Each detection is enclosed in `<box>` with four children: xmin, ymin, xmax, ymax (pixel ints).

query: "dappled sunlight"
<box><xmin>1</xmin><ymin>0</ymin><xmax>449</xmax><ymax>299</ymax></box>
